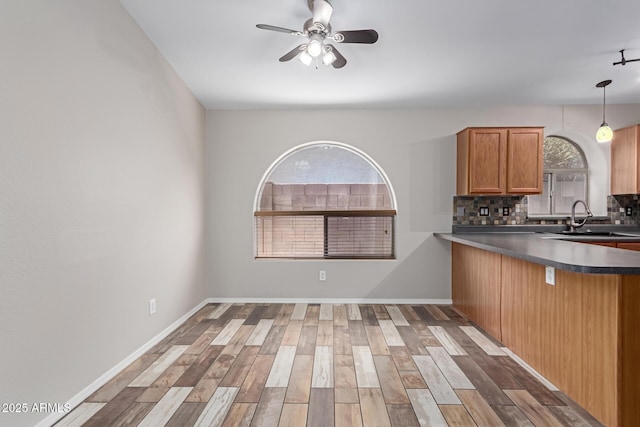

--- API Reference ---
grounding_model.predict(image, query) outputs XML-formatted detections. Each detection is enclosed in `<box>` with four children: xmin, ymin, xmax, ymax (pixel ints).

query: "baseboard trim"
<box><xmin>206</xmin><ymin>297</ymin><xmax>453</xmax><ymax>305</ymax></box>
<box><xmin>37</xmin><ymin>299</ymin><xmax>210</xmax><ymax>427</ymax></box>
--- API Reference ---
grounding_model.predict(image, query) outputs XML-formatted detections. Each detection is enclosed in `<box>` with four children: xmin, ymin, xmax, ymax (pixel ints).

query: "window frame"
<box><xmin>527</xmin><ymin>136</ymin><xmax>589</xmax><ymax>217</ymax></box>
<box><xmin>253</xmin><ymin>141</ymin><xmax>397</xmax><ymax>260</ymax></box>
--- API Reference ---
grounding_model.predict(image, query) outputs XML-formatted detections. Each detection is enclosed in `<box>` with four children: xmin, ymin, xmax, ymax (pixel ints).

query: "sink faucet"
<box><xmin>570</xmin><ymin>199</ymin><xmax>593</xmax><ymax>232</ymax></box>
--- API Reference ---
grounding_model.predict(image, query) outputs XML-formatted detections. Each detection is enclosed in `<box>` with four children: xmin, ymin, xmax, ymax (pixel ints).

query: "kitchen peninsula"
<box><xmin>436</xmin><ymin>230</ymin><xmax>640</xmax><ymax>427</ymax></box>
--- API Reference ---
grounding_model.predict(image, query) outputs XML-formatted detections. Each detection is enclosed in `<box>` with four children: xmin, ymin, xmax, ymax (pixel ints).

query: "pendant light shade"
<box><xmin>596</xmin><ymin>80</ymin><xmax>613</xmax><ymax>143</ymax></box>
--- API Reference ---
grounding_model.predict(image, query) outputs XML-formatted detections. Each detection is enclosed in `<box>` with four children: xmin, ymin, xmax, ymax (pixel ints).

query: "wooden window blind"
<box><xmin>254</xmin><ymin>210</ymin><xmax>396</xmax><ymax>259</ymax></box>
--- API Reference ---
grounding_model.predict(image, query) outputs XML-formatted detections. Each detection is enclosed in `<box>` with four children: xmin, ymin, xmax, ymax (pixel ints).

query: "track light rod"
<box><xmin>613</xmin><ymin>49</ymin><xmax>640</xmax><ymax>66</ymax></box>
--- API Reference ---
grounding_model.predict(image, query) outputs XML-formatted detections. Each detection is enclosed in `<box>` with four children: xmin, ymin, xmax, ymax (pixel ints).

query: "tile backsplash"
<box><xmin>453</xmin><ymin>195</ymin><xmax>640</xmax><ymax>226</ymax></box>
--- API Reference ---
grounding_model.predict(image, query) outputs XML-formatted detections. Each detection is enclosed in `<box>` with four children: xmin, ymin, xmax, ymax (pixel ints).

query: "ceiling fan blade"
<box><xmin>256</xmin><ymin>24</ymin><xmax>303</xmax><ymax>36</ymax></box>
<box><xmin>312</xmin><ymin>0</ymin><xmax>333</xmax><ymax>27</ymax></box>
<box><xmin>279</xmin><ymin>44</ymin><xmax>307</xmax><ymax>62</ymax></box>
<box><xmin>333</xmin><ymin>29</ymin><xmax>379</xmax><ymax>44</ymax></box>
<box><xmin>326</xmin><ymin>44</ymin><xmax>346</xmax><ymax>68</ymax></box>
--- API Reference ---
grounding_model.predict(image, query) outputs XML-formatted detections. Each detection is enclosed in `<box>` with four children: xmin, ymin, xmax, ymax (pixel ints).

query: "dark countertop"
<box><xmin>435</xmin><ymin>231</ymin><xmax>640</xmax><ymax>274</ymax></box>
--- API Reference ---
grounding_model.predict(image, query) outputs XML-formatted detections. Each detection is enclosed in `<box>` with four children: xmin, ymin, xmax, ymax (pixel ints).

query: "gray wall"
<box><xmin>1</xmin><ymin>1</ymin><xmax>206</xmax><ymax>426</ymax></box>
<box><xmin>206</xmin><ymin>105</ymin><xmax>640</xmax><ymax>301</ymax></box>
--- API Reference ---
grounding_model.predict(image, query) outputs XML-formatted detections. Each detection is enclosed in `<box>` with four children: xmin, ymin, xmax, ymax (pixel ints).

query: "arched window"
<box><xmin>254</xmin><ymin>142</ymin><xmax>397</xmax><ymax>259</ymax></box>
<box><xmin>528</xmin><ymin>136</ymin><xmax>589</xmax><ymax>216</ymax></box>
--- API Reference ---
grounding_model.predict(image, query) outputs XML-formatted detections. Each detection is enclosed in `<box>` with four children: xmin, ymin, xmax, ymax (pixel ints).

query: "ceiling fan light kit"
<box><xmin>613</xmin><ymin>49</ymin><xmax>640</xmax><ymax>66</ymax></box>
<box><xmin>256</xmin><ymin>0</ymin><xmax>378</xmax><ymax>68</ymax></box>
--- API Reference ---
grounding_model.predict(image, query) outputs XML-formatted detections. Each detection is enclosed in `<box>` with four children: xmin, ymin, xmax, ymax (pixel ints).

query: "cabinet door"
<box><xmin>611</xmin><ymin>125</ymin><xmax>640</xmax><ymax>195</ymax></box>
<box><xmin>506</xmin><ymin>128</ymin><xmax>543</xmax><ymax>194</ymax></box>
<box><xmin>468</xmin><ymin>128</ymin><xmax>507</xmax><ymax>194</ymax></box>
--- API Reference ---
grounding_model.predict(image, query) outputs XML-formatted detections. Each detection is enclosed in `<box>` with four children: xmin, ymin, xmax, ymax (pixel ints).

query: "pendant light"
<box><xmin>595</xmin><ymin>79</ymin><xmax>613</xmax><ymax>143</ymax></box>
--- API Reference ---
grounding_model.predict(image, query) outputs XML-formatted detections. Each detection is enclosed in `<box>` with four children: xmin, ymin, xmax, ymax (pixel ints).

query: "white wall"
<box><xmin>0</xmin><ymin>1</ymin><xmax>206</xmax><ymax>426</ymax></box>
<box><xmin>206</xmin><ymin>105</ymin><xmax>640</xmax><ymax>301</ymax></box>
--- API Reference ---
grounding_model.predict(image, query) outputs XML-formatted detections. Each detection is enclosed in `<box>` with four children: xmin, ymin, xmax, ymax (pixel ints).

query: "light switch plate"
<box><xmin>545</xmin><ymin>266</ymin><xmax>555</xmax><ymax>286</ymax></box>
<box><xmin>479</xmin><ymin>207</ymin><xmax>489</xmax><ymax>216</ymax></box>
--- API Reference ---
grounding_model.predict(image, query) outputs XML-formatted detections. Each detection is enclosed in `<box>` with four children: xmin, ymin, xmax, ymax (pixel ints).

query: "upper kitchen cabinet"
<box><xmin>611</xmin><ymin>124</ymin><xmax>640</xmax><ymax>195</ymax></box>
<box><xmin>456</xmin><ymin>127</ymin><xmax>544</xmax><ymax>195</ymax></box>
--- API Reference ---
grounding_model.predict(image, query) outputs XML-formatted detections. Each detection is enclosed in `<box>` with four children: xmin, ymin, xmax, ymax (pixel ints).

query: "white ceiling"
<box><xmin>120</xmin><ymin>0</ymin><xmax>640</xmax><ymax>109</ymax></box>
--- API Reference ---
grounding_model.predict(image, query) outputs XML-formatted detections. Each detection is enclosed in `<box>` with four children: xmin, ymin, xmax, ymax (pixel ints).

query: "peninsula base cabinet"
<box><xmin>452</xmin><ymin>242</ymin><xmax>640</xmax><ymax>427</ymax></box>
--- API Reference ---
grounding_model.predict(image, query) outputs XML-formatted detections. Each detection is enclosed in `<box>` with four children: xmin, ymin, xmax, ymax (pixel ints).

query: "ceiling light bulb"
<box><xmin>298</xmin><ymin>51</ymin><xmax>313</xmax><ymax>66</ymax></box>
<box><xmin>307</xmin><ymin>34</ymin><xmax>323</xmax><ymax>57</ymax></box>
<box><xmin>322</xmin><ymin>46</ymin><xmax>336</xmax><ymax>66</ymax></box>
<box><xmin>596</xmin><ymin>123</ymin><xmax>613</xmax><ymax>143</ymax></box>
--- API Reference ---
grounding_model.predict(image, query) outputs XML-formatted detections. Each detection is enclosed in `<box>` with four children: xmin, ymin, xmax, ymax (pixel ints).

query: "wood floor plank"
<box><xmin>439</xmin><ymin>404</ymin><xmax>477</xmax><ymax>427</ymax></box>
<box><xmin>211</xmin><ymin>319</ymin><xmax>246</xmax><ymax>346</ymax></box>
<box><xmin>347</xmin><ymin>304</ymin><xmax>362</xmax><ymax>320</ymax></box>
<box><xmin>409</xmin><ymin>321</ymin><xmax>442</xmax><ymax>347</ymax></box>
<box><xmin>463</xmin><ymin>346</ymin><xmax>522</xmax><ymax>390</ymax></box>
<box><xmin>285</xmin><ymin>354</ymin><xmax>313</xmax><ymax>403</ymax></box>
<box><xmin>209</xmin><ymin>303</ymin><xmax>232</xmax><ymax>319</ymax></box>
<box><xmin>304</xmin><ymin>304</ymin><xmax>320</xmax><ymax>325</ymax></box>
<box><xmin>273</xmin><ymin>304</ymin><xmax>294</xmax><ymax>326</ymax></box>
<box><xmin>251</xmin><ymin>387</ymin><xmax>286</xmax><ymax>426</ymax></box>
<box><xmin>86</xmin><ymin>354</ymin><xmax>158</xmax><ymax>402</ymax></box>
<box><xmin>374</xmin><ymin>355</ymin><xmax>410</xmax><ymax>404</ymax></box>
<box><xmin>352</xmin><ymin>346</ymin><xmax>380</xmax><ymax>388</ymax></box>
<box><xmin>311</xmin><ymin>345</ymin><xmax>334</xmax><ymax>388</ymax></box>
<box><xmin>373</xmin><ymin>304</ymin><xmax>391</xmax><ymax>321</ymax></box>
<box><xmin>406</xmin><ymin>388</ymin><xmax>448</xmax><ymax>427</ymax></box>
<box><xmin>129</xmin><ymin>345</ymin><xmax>189</xmax><ymax>387</ymax></box>
<box><xmin>304</xmin><ymin>388</ymin><xmax>333</xmax><ymax>427</ymax></box>
<box><xmin>360</xmin><ymin>305</ymin><xmax>379</xmax><ymax>325</ymax></box>
<box><xmin>454</xmin><ymin>356</ymin><xmax>512</xmax><ymax>406</ymax></box>
<box><xmin>194</xmin><ymin>387</ymin><xmax>239</xmax><ymax>427</ymax></box>
<box><xmin>503</xmin><ymin>389</ymin><xmax>564</xmax><ymax>427</ymax></box>
<box><xmin>388</xmin><ymin>404</ymin><xmax>421</xmax><ymax>427</ymax></box>
<box><xmin>219</xmin><ymin>346</ymin><xmax>260</xmax><ymax>387</ymax></box>
<box><xmin>185</xmin><ymin>379</ymin><xmax>219</xmax><ymax>403</ymax></box>
<box><xmin>456</xmin><ymin>389</ymin><xmax>507</xmax><ymax>427</ymax></box>
<box><xmin>184</xmin><ymin>324</ymin><xmax>224</xmax><ymax>355</ymax></box>
<box><xmin>334</xmin><ymin>304</ymin><xmax>348</xmax><ymax>326</ymax></box>
<box><xmin>265</xmin><ymin>346</ymin><xmax>297</xmax><ymax>388</ymax></box>
<box><xmin>379</xmin><ymin>320</ymin><xmax>406</xmax><ymax>346</ymax></box>
<box><xmin>428</xmin><ymin>326</ymin><xmax>467</xmax><ymax>356</ymax></box>
<box><xmin>334</xmin><ymin>354</ymin><xmax>359</xmax><ymax>404</ymax></box>
<box><xmin>150</xmin><ymin>365</ymin><xmax>190</xmax><ymax>389</ymax></box>
<box><xmin>296</xmin><ymin>325</ymin><xmax>318</xmax><ymax>355</ymax></box>
<box><xmin>137</xmin><ymin>387</ymin><xmax>192</xmax><ymax>427</ymax></box>
<box><xmin>111</xmin><ymin>402</ymin><xmax>155</xmax><ymax>427</ymax></box>
<box><xmin>425</xmin><ymin>305</ymin><xmax>451</xmax><ymax>320</ymax></box>
<box><xmin>359</xmin><ymin>388</ymin><xmax>392</xmax><ymax>427</ymax></box>
<box><xmin>220</xmin><ymin>403</ymin><xmax>256</xmax><ymax>427</ymax></box>
<box><xmin>349</xmin><ymin>320</ymin><xmax>369</xmax><ymax>346</ymax></box>
<box><xmin>386</xmin><ymin>305</ymin><xmax>411</xmax><ymax>326</ymax></box>
<box><xmin>426</xmin><ymin>346</ymin><xmax>475</xmax><ymax>389</ymax></box>
<box><xmin>165</xmin><ymin>403</ymin><xmax>207</xmax><ymax>427</ymax></box>
<box><xmin>492</xmin><ymin>405</ymin><xmax>534</xmax><ymax>427</ymax></box>
<box><xmin>398</xmin><ymin>305</ymin><xmax>421</xmax><ymax>322</ymax></box>
<box><xmin>316</xmin><ymin>320</ymin><xmax>334</xmax><ymax>346</ymax></box>
<box><xmin>412</xmin><ymin>355</ymin><xmax>461</xmax><ymax>405</ymax></box>
<box><xmin>56</xmin><ymin>403</ymin><xmax>107</xmax><ymax>427</ymax></box>
<box><xmin>396</xmin><ymin>325</ymin><xmax>429</xmax><ymax>355</ymax></box>
<box><xmin>136</xmin><ymin>386</ymin><xmax>169</xmax><ymax>403</ymax></box>
<box><xmin>497</xmin><ymin>353</ymin><xmax>565</xmax><ymax>406</ymax></box>
<box><xmin>290</xmin><ymin>303</ymin><xmax>308</xmax><ymax>321</ymax></box>
<box><xmin>459</xmin><ymin>326</ymin><xmax>506</xmax><ymax>356</ymax></box>
<box><xmin>243</xmin><ymin>305</ymin><xmax>267</xmax><ymax>325</ymax></box>
<box><xmin>333</xmin><ymin>325</ymin><xmax>352</xmax><ymax>355</ymax></box>
<box><xmin>335</xmin><ymin>403</ymin><xmax>363</xmax><ymax>427</ymax></box>
<box><xmin>501</xmin><ymin>347</ymin><xmax>559</xmax><ymax>391</ymax></box>
<box><xmin>259</xmin><ymin>325</ymin><xmax>286</xmax><ymax>355</ymax></box>
<box><xmin>245</xmin><ymin>319</ymin><xmax>274</xmax><ymax>346</ymax></box>
<box><xmin>278</xmin><ymin>403</ymin><xmax>308</xmax><ymax>427</ymax></box>
<box><xmin>236</xmin><ymin>354</ymin><xmax>275</xmax><ymax>403</ymax></box>
<box><xmin>365</xmin><ymin>325</ymin><xmax>391</xmax><ymax>355</ymax></box>
<box><xmin>280</xmin><ymin>320</ymin><xmax>303</xmax><ymax>346</ymax></box>
<box><xmin>83</xmin><ymin>387</ymin><xmax>146</xmax><ymax>427</ymax></box>
<box><xmin>319</xmin><ymin>303</ymin><xmax>334</xmax><ymax>320</ymax></box>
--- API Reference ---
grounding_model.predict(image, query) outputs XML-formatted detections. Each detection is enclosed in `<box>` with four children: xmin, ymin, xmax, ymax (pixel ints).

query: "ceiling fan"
<box><xmin>256</xmin><ymin>0</ymin><xmax>379</xmax><ymax>68</ymax></box>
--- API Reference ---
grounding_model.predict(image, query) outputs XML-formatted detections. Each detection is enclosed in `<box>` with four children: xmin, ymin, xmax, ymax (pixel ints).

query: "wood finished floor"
<box><xmin>56</xmin><ymin>303</ymin><xmax>604</xmax><ymax>426</ymax></box>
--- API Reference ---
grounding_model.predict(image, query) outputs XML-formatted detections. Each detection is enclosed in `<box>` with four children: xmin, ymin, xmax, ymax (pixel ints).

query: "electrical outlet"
<box><xmin>502</xmin><ymin>207</ymin><xmax>510</xmax><ymax>216</ymax></box>
<box><xmin>479</xmin><ymin>207</ymin><xmax>489</xmax><ymax>216</ymax></box>
<box><xmin>545</xmin><ymin>266</ymin><xmax>555</xmax><ymax>286</ymax></box>
<box><xmin>319</xmin><ymin>270</ymin><xmax>326</xmax><ymax>281</ymax></box>
<box><xmin>626</xmin><ymin>206</ymin><xmax>633</xmax><ymax>216</ymax></box>
<box><xmin>149</xmin><ymin>298</ymin><xmax>156</xmax><ymax>315</ymax></box>
<box><xmin>457</xmin><ymin>207</ymin><xmax>465</xmax><ymax>217</ymax></box>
